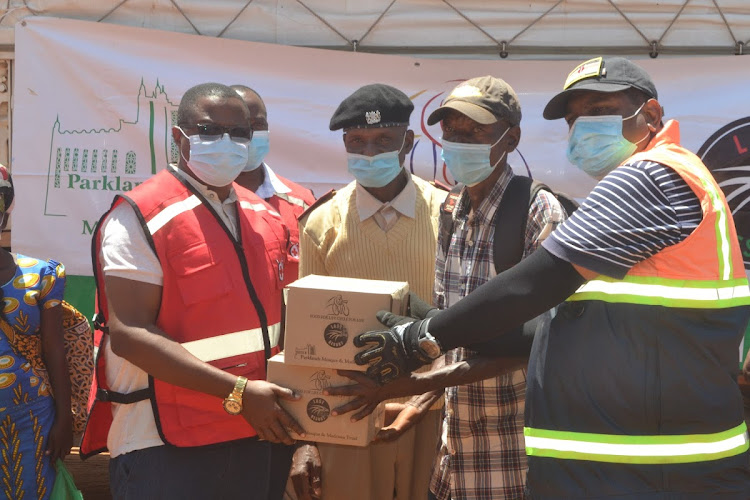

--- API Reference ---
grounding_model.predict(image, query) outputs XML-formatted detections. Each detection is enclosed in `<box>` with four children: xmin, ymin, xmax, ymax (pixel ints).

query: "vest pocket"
<box><xmin>168</xmin><ymin>243</ymin><xmax>232</xmax><ymax>305</ymax></box>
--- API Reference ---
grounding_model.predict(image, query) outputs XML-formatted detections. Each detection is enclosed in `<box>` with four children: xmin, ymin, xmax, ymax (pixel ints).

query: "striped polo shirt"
<box><xmin>543</xmin><ymin>159</ymin><xmax>703</xmax><ymax>278</ymax></box>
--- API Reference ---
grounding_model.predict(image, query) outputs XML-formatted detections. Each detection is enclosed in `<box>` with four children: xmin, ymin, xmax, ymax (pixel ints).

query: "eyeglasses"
<box><xmin>178</xmin><ymin>123</ymin><xmax>253</xmax><ymax>142</ymax></box>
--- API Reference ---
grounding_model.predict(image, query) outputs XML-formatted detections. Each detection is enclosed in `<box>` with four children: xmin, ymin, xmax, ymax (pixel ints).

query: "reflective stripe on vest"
<box><xmin>147</xmin><ymin>195</ymin><xmax>201</xmax><ymax>235</ymax></box>
<box><xmin>688</xmin><ymin>151</ymin><xmax>733</xmax><ymax>281</ymax></box>
<box><xmin>568</xmin><ymin>275</ymin><xmax>750</xmax><ymax>309</ymax></box>
<box><xmin>276</xmin><ymin>192</ymin><xmax>309</xmax><ymax>209</ymax></box>
<box><xmin>524</xmin><ymin>423</ymin><xmax>749</xmax><ymax>464</ymax></box>
<box><xmin>239</xmin><ymin>200</ymin><xmax>280</xmax><ymax>217</ymax></box>
<box><xmin>181</xmin><ymin>322</ymin><xmax>281</xmax><ymax>363</ymax></box>
<box><xmin>146</xmin><ymin>196</ymin><xmax>280</xmax><ymax>236</ymax></box>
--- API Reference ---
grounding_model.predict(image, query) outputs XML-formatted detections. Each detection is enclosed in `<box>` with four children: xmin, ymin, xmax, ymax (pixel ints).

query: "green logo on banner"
<box><xmin>44</xmin><ymin>80</ymin><xmax>179</xmax><ymax>216</ymax></box>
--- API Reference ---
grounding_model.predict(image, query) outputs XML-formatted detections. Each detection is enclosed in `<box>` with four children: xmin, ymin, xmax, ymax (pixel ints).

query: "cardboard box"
<box><xmin>267</xmin><ymin>353</ymin><xmax>384</xmax><ymax>446</ymax></box>
<box><xmin>284</xmin><ymin>274</ymin><xmax>409</xmax><ymax>370</ymax></box>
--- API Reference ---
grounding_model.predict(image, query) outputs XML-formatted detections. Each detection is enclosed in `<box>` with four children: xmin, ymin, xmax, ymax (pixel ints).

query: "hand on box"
<box><xmin>290</xmin><ymin>443</ymin><xmax>322</xmax><ymax>500</ymax></box>
<box><xmin>241</xmin><ymin>380</ymin><xmax>305</xmax><ymax>445</ymax></box>
<box><xmin>353</xmin><ymin>318</ymin><xmax>436</xmax><ymax>384</ymax></box>
<box><xmin>325</xmin><ymin>370</ymin><xmax>389</xmax><ymax>421</ymax></box>
<box><xmin>372</xmin><ymin>402</ymin><xmax>426</xmax><ymax>444</ymax></box>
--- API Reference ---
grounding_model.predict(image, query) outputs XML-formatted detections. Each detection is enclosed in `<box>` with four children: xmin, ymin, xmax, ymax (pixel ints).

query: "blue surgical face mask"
<box><xmin>178</xmin><ymin>127</ymin><xmax>249</xmax><ymax>187</ymax></box>
<box><xmin>347</xmin><ymin>133</ymin><xmax>406</xmax><ymax>188</ymax></box>
<box><xmin>566</xmin><ymin>103</ymin><xmax>650</xmax><ymax>179</ymax></box>
<box><xmin>440</xmin><ymin>127</ymin><xmax>508</xmax><ymax>187</ymax></box>
<box><xmin>243</xmin><ymin>130</ymin><xmax>270</xmax><ymax>172</ymax></box>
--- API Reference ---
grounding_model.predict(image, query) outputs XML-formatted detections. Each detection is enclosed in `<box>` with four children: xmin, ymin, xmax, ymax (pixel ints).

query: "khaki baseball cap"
<box><xmin>427</xmin><ymin>76</ymin><xmax>522</xmax><ymax>126</ymax></box>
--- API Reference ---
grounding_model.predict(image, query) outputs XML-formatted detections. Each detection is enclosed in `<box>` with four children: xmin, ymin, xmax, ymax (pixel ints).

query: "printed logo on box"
<box><xmin>294</xmin><ymin>344</ymin><xmax>316</xmax><ymax>360</ymax></box>
<box><xmin>324</xmin><ymin>322</ymin><xmax>348</xmax><ymax>348</ymax></box>
<box><xmin>325</xmin><ymin>295</ymin><xmax>350</xmax><ymax>316</ymax></box>
<box><xmin>309</xmin><ymin>370</ymin><xmax>332</xmax><ymax>390</ymax></box>
<box><xmin>307</xmin><ymin>398</ymin><xmax>331</xmax><ymax>422</ymax></box>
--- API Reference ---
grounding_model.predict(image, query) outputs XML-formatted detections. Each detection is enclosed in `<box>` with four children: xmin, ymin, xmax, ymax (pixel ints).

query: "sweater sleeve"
<box><xmin>299</xmin><ymin>224</ymin><xmax>328</xmax><ymax>277</ymax></box>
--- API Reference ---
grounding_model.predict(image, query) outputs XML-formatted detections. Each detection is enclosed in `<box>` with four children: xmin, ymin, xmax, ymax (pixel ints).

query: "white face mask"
<box><xmin>178</xmin><ymin>127</ymin><xmax>249</xmax><ymax>187</ymax></box>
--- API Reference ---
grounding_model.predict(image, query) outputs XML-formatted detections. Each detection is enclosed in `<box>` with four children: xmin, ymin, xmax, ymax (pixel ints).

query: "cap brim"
<box><xmin>542</xmin><ymin>82</ymin><xmax>632</xmax><ymax>120</ymax></box>
<box><xmin>427</xmin><ymin>101</ymin><xmax>498</xmax><ymax>126</ymax></box>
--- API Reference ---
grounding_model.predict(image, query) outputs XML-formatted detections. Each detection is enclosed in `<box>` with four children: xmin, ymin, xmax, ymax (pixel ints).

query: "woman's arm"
<box><xmin>40</xmin><ymin>303</ymin><xmax>72</xmax><ymax>462</ymax></box>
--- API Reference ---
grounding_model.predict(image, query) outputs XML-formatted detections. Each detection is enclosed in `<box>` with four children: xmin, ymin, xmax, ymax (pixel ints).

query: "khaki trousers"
<box><xmin>285</xmin><ymin>408</ymin><xmax>441</xmax><ymax>500</ymax></box>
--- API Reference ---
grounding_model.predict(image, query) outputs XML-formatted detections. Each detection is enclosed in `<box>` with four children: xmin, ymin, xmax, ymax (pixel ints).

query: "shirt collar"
<box><xmin>356</xmin><ymin>172</ymin><xmax>417</xmax><ymax>222</ymax></box>
<box><xmin>170</xmin><ymin>164</ymin><xmax>238</xmax><ymax>204</ymax></box>
<box><xmin>455</xmin><ymin>164</ymin><xmax>514</xmax><ymax>225</ymax></box>
<box><xmin>255</xmin><ymin>163</ymin><xmax>292</xmax><ymax>200</ymax></box>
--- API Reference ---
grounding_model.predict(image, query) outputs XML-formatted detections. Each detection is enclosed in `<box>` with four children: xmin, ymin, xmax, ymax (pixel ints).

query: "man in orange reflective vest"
<box><xmin>81</xmin><ymin>82</ymin><xmax>304</xmax><ymax>499</ymax></box>
<box><xmin>231</xmin><ymin>84</ymin><xmax>315</xmax><ymax>283</ymax></box>
<box><xmin>352</xmin><ymin>58</ymin><xmax>750</xmax><ymax>498</ymax></box>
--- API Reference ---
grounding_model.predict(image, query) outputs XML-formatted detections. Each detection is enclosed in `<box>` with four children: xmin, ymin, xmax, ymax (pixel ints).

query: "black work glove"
<box><xmin>353</xmin><ymin>318</ymin><xmax>434</xmax><ymax>385</ymax></box>
<box><xmin>377</xmin><ymin>292</ymin><xmax>438</xmax><ymax>328</ymax></box>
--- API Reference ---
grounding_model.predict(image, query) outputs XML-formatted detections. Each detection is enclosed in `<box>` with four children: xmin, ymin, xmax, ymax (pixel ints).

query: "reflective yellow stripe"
<box><xmin>568</xmin><ymin>276</ymin><xmax>750</xmax><ymax>308</ymax></box>
<box><xmin>146</xmin><ymin>195</ymin><xmax>201</xmax><ymax>235</ymax></box>
<box><xmin>698</xmin><ymin>167</ymin><xmax>732</xmax><ymax>280</ymax></box>
<box><xmin>181</xmin><ymin>323</ymin><xmax>281</xmax><ymax>362</ymax></box>
<box><xmin>524</xmin><ymin>423</ymin><xmax>749</xmax><ymax>464</ymax></box>
<box><xmin>659</xmin><ymin>149</ymin><xmax>733</xmax><ymax>280</ymax></box>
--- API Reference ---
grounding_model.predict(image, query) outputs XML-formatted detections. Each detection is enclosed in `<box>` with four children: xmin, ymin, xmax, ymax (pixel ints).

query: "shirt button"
<box><xmin>467</xmin><ymin>240</ymin><xmax>474</xmax><ymax>247</ymax></box>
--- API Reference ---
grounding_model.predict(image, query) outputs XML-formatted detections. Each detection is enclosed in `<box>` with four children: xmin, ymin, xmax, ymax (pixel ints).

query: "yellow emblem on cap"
<box><xmin>449</xmin><ymin>85</ymin><xmax>483</xmax><ymax>99</ymax></box>
<box><xmin>563</xmin><ymin>57</ymin><xmax>603</xmax><ymax>90</ymax></box>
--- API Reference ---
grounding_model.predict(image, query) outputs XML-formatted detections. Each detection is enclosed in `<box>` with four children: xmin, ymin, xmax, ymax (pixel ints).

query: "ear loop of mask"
<box><xmin>176</xmin><ymin>126</ymin><xmax>190</xmax><ymax>165</ymax></box>
<box><xmin>490</xmin><ymin>127</ymin><xmax>510</xmax><ymax>169</ymax></box>
<box><xmin>622</xmin><ymin>102</ymin><xmax>652</xmax><ymax>146</ymax></box>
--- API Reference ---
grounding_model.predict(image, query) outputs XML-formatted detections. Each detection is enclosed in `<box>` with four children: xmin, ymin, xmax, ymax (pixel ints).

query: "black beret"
<box><xmin>329</xmin><ymin>83</ymin><xmax>414</xmax><ymax>131</ymax></box>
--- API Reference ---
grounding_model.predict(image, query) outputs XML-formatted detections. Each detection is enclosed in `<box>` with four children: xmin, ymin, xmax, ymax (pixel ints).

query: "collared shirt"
<box><xmin>355</xmin><ymin>172</ymin><xmax>416</xmax><ymax>232</ymax></box>
<box><xmin>430</xmin><ymin>165</ymin><xmax>566</xmax><ymax>500</ymax></box>
<box><xmin>254</xmin><ymin>163</ymin><xmax>292</xmax><ymax>201</ymax></box>
<box><xmin>172</xmin><ymin>165</ymin><xmax>239</xmax><ymax>239</ymax></box>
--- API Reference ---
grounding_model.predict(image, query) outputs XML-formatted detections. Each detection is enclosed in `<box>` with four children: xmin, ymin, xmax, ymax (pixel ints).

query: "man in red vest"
<box><xmin>82</xmin><ymin>82</ymin><xmax>304</xmax><ymax>499</ymax></box>
<box><xmin>231</xmin><ymin>85</ymin><xmax>316</xmax><ymax>282</ymax></box>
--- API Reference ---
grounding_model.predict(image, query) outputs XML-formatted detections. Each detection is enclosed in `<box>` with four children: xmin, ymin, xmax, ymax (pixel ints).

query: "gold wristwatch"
<box><xmin>223</xmin><ymin>376</ymin><xmax>248</xmax><ymax>415</ymax></box>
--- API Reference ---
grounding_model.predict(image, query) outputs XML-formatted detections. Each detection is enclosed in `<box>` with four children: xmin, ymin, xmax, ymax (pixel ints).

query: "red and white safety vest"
<box><xmin>81</xmin><ymin>169</ymin><xmax>286</xmax><ymax>456</ymax></box>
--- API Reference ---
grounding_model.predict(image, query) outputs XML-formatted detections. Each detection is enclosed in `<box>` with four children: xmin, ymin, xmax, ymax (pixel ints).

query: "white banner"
<box><xmin>12</xmin><ymin>17</ymin><xmax>750</xmax><ymax>280</ymax></box>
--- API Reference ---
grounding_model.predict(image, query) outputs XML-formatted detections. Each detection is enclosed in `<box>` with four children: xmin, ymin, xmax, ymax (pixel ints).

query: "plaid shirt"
<box><xmin>430</xmin><ymin>166</ymin><xmax>566</xmax><ymax>500</ymax></box>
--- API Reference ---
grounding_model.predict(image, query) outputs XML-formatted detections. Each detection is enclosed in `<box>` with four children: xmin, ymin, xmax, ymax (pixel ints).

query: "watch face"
<box><xmin>418</xmin><ymin>338</ymin><xmax>441</xmax><ymax>359</ymax></box>
<box><xmin>223</xmin><ymin>399</ymin><xmax>242</xmax><ymax>415</ymax></box>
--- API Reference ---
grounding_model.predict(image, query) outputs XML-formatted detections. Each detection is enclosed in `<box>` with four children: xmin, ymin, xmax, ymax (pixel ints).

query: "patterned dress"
<box><xmin>0</xmin><ymin>255</ymin><xmax>65</xmax><ymax>500</ymax></box>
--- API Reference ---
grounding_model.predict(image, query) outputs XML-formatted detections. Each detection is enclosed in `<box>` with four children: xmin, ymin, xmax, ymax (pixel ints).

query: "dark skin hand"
<box><xmin>104</xmin><ymin>275</ymin><xmax>305</xmax><ymax>444</ymax></box>
<box><xmin>290</xmin><ymin>442</ymin><xmax>322</xmax><ymax>500</ymax></box>
<box><xmin>372</xmin><ymin>395</ymin><xmax>439</xmax><ymax>444</ymax></box>
<box><xmin>326</xmin><ymin>354</ymin><xmax>527</xmax><ymax>421</ymax></box>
